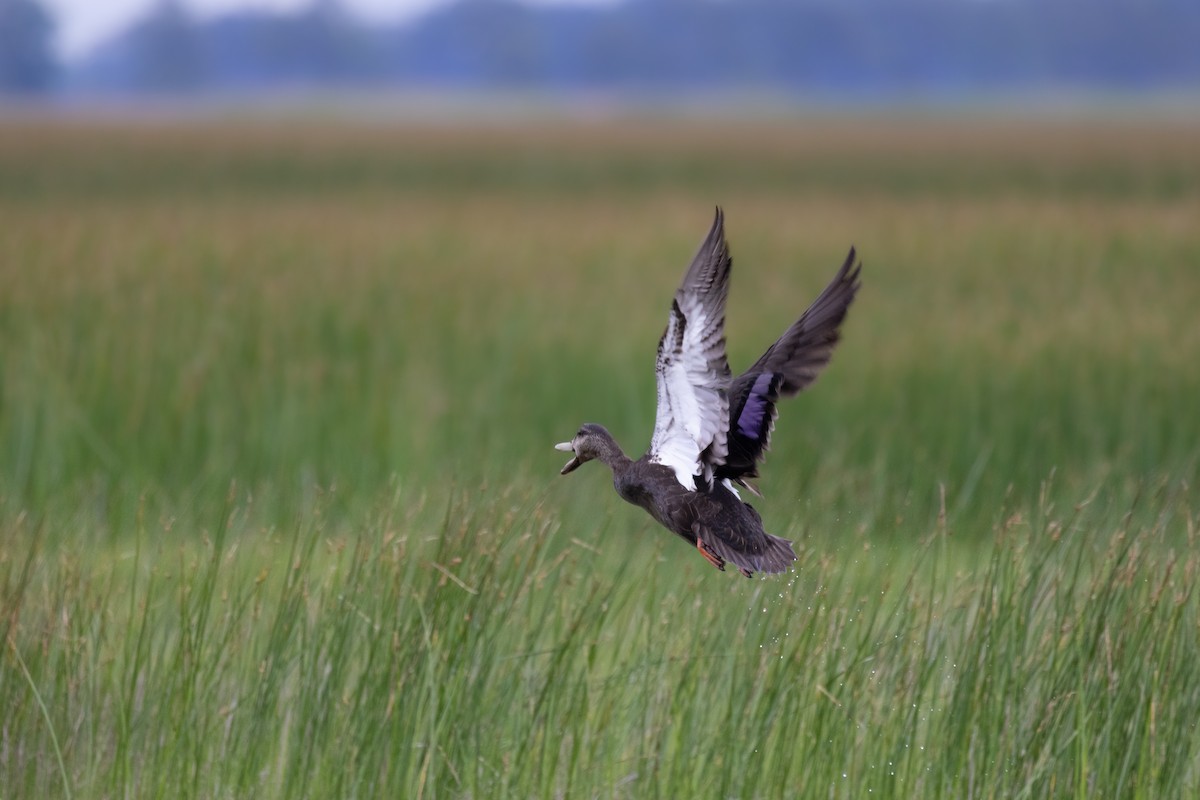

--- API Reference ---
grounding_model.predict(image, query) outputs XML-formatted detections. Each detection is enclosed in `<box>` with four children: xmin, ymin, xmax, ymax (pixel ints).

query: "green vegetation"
<box><xmin>1</xmin><ymin>116</ymin><xmax>1198</xmax><ymax>797</ymax></box>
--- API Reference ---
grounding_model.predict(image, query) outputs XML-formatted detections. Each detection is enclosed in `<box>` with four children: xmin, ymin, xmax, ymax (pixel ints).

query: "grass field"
<box><xmin>1</xmin><ymin>114</ymin><xmax>1198</xmax><ymax>797</ymax></box>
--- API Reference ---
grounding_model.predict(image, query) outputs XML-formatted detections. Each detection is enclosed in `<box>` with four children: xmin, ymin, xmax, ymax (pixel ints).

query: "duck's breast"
<box><xmin>616</xmin><ymin>463</ymin><xmax>687</xmax><ymax>529</ymax></box>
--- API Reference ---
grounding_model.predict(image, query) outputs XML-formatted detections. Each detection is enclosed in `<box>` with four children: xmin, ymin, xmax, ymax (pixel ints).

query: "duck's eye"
<box><xmin>576</xmin><ymin>429</ymin><xmax>585</xmax><ymax>438</ymax></box>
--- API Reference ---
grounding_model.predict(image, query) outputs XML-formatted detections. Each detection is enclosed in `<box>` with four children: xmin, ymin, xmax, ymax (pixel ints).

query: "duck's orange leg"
<box><xmin>696</xmin><ymin>537</ymin><xmax>726</xmax><ymax>571</ymax></box>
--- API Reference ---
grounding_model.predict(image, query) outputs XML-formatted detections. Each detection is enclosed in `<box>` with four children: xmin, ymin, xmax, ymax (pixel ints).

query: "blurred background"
<box><xmin>2</xmin><ymin>0</ymin><xmax>1198</xmax><ymax>106</ymax></box>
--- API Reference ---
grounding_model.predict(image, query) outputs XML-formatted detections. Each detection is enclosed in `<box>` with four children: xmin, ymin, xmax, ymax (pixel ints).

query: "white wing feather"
<box><xmin>648</xmin><ymin>209</ymin><xmax>733</xmax><ymax>490</ymax></box>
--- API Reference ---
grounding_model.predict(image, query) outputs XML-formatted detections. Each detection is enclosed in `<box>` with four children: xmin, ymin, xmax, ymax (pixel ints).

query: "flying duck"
<box><xmin>555</xmin><ymin>208</ymin><xmax>861</xmax><ymax>577</ymax></box>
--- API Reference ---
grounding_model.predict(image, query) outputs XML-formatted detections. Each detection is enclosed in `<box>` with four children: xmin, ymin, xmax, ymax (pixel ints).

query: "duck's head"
<box><xmin>554</xmin><ymin>423</ymin><xmax>614</xmax><ymax>475</ymax></box>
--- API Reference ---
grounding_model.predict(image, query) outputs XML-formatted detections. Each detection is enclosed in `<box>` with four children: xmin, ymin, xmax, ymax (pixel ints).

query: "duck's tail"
<box><xmin>741</xmin><ymin>504</ymin><xmax>797</xmax><ymax>576</ymax></box>
<box><xmin>697</xmin><ymin>523</ymin><xmax>797</xmax><ymax>578</ymax></box>
<box><xmin>743</xmin><ymin>533</ymin><xmax>796</xmax><ymax>576</ymax></box>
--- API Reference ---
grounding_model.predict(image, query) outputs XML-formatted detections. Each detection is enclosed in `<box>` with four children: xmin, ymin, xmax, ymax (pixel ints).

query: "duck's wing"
<box><xmin>717</xmin><ymin>247</ymin><xmax>862</xmax><ymax>490</ymax></box>
<box><xmin>648</xmin><ymin>207</ymin><xmax>734</xmax><ymax>491</ymax></box>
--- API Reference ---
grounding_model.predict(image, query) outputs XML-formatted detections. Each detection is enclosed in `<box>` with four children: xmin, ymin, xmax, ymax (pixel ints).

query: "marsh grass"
<box><xmin>1</xmin><ymin>116</ymin><xmax>1199</xmax><ymax>797</ymax></box>
<box><xmin>3</xmin><ymin>478</ymin><xmax>1197</xmax><ymax>797</ymax></box>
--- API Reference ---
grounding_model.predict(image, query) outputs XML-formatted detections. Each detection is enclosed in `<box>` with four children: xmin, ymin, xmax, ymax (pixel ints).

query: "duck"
<box><xmin>555</xmin><ymin>207</ymin><xmax>861</xmax><ymax>577</ymax></box>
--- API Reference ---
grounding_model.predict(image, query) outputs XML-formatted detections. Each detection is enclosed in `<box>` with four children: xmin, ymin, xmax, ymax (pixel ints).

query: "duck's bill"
<box><xmin>554</xmin><ymin>441</ymin><xmax>581</xmax><ymax>474</ymax></box>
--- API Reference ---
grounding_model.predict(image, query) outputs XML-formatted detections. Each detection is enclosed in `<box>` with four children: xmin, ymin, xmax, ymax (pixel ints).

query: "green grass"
<box><xmin>1</xmin><ymin>115</ymin><xmax>1199</xmax><ymax>797</ymax></box>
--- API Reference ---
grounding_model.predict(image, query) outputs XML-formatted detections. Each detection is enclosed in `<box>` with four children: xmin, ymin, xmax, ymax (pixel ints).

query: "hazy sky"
<box><xmin>42</xmin><ymin>0</ymin><xmax>612</xmax><ymax>60</ymax></box>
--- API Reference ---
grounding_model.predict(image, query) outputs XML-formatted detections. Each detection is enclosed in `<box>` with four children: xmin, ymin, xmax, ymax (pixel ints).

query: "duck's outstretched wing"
<box><xmin>648</xmin><ymin>207</ymin><xmax>733</xmax><ymax>490</ymax></box>
<box><xmin>716</xmin><ymin>247</ymin><xmax>862</xmax><ymax>491</ymax></box>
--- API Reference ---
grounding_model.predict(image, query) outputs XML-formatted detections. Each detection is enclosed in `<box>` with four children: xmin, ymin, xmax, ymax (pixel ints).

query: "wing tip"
<box><xmin>841</xmin><ymin>245</ymin><xmax>864</xmax><ymax>290</ymax></box>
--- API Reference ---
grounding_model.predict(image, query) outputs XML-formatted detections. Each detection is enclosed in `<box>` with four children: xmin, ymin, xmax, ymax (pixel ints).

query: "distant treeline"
<box><xmin>5</xmin><ymin>0</ymin><xmax>1200</xmax><ymax>98</ymax></box>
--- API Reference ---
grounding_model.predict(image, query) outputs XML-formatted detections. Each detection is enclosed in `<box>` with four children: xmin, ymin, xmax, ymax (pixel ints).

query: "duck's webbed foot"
<box><xmin>696</xmin><ymin>537</ymin><xmax>726</xmax><ymax>571</ymax></box>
